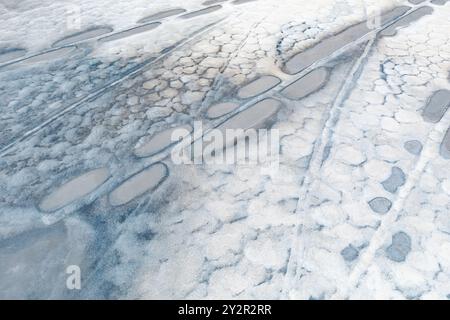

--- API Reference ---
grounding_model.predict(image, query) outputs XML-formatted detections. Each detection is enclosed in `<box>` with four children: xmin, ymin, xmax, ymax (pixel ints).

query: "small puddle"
<box><xmin>52</xmin><ymin>26</ymin><xmax>113</xmax><ymax>47</ymax></box>
<box><xmin>1</xmin><ymin>46</ymin><xmax>77</xmax><ymax>70</ymax></box>
<box><xmin>0</xmin><ymin>48</ymin><xmax>26</xmax><ymax>64</ymax></box>
<box><xmin>281</xmin><ymin>67</ymin><xmax>329</xmax><ymax>100</ymax></box>
<box><xmin>284</xmin><ymin>6</ymin><xmax>411</xmax><ymax>74</ymax></box>
<box><xmin>380</xmin><ymin>6</ymin><xmax>433</xmax><ymax>37</ymax></box>
<box><xmin>431</xmin><ymin>0</ymin><xmax>449</xmax><ymax>5</ymax></box>
<box><xmin>232</xmin><ymin>0</ymin><xmax>257</xmax><ymax>4</ymax></box>
<box><xmin>134</xmin><ymin>124</ymin><xmax>193</xmax><ymax>158</ymax></box>
<box><xmin>109</xmin><ymin>163</ymin><xmax>168</xmax><ymax>206</ymax></box>
<box><xmin>440</xmin><ymin>127</ymin><xmax>450</xmax><ymax>159</ymax></box>
<box><xmin>39</xmin><ymin>168</ymin><xmax>110</xmax><ymax>212</ymax></box>
<box><xmin>207</xmin><ymin>102</ymin><xmax>240</xmax><ymax>119</ymax></box>
<box><xmin>180</xmin><ymin>5</ymin><xmax>222</xmax><ymax>19</ymax></box>
<box><xmin>237</xmin><ymin>75</ymin><xmax>281</xmax><ymax>99</ymax></box>
<box><xmin>421</xmin><ymin>90</ymin><xmax>450</xmax><ymax>123</ymax></box>
<box><xmin>203</xmin><ymin>0</ymin><xmax>228</xmax><ymax>4</ymax></box>
<box><xmin>99</xmin><ymin>22</ymin><xmax>161</xmax><ymax>43</ymax></box>
<box><xmin>138</xmin><ymin>8</ymin><xmax>187</xmax><ymax>24</ymax></box>
<box><xmin>408</xmin><ymin>0</ymin><xmax>426</xmax><ymax>4</ymax></box>
<box><xmin>217</xmin><ymin>98</ymin><xmax>281</xmax><ymax>131</ymax></box>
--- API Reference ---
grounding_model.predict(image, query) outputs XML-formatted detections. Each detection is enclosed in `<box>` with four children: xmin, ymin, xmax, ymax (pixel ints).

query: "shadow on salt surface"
<box><xmin>138</xmin><ymin>8</ymin><xmax>187</xmax><ymax>24</ymax></box>
<box><xmin>52</xmin><ymin>26</ymin><xmax>114</xmax><ymax>47</ymax></box>
<box><xmin>180</xmin><ymin>5</ymin><xmax>223</xmax><ymax>19</ymax></box>
<box><xmin>0</xmin><ymin>48</ymin><xmax>27</xmax><ymax>64</ymax></box>
<box><xmin>98</xmin><ymin>22</ymin><xmax>161</xmax><ymax>43</ymax></box>
<box><xmin>0</xmin><ymin>46</ymin><xmax>78</xmax><ymax>71</ymax></box>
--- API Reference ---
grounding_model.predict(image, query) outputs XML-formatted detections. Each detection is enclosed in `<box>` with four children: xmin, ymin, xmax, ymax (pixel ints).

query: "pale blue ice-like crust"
<box><xmin>1</xmin><ymin>0</ymin><xmax>450</xmax><ymax>300</ymax></box>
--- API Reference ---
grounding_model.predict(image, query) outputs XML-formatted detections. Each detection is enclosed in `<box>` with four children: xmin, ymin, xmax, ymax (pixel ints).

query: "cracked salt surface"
<box><xmin>1</xmin><ymin>0</ymin><xmax>450</xmax><ymax>300</ymax></box>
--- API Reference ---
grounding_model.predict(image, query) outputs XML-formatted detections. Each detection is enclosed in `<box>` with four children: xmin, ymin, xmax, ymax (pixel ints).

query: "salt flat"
<box><xmin>0</xmin><ymin>0</ymin><xmax>450</xmax><ymax>300</ymax></box>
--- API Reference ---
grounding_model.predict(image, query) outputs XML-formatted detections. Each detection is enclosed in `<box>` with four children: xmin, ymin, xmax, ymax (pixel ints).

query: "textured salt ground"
<box><xmin>2</xmin><ymin>0</ymin><xmax>450</xmax><ymax>300</ymax></box>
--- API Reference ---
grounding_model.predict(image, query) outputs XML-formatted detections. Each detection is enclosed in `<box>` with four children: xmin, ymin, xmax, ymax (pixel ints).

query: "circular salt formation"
<box><xmin>39</xmin><ymin>168</ymin><xmax>110</xmax><ymax>212</ymax></box>
<box><xmin>134</xmin><ymin>124</ymin><xmax>192</xmax><ymax>158</ymax></box>
<box><xmin>109</xmin><ymin>163</ymin><xmax>168</xmax><ymax>206</ymax></box>
<box><xmin>206</xmin><ymin>102</ymin><xmax>239</xmax><ymax>119</ymax></box>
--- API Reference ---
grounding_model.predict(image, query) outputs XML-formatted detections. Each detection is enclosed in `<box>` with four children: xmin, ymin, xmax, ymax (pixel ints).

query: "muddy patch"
<box><xmin>233</xmin><ymin>0</ymin><xmax>258</xmax><ymax>5</ymax></box>
<box><xmin>284</xmin><ymin>6</ymin><xmax>410</xmax><ymax>74</ymax></box>
<box><xmin>217</xmin><ymin>98</ymin><xmax>282</xmax><ymax>131</ymax></box>
<box><xmin>39</xmin><ymin>168</ymin><xmax>110</xmax><ymax>212</ymax></box>
<box><xmin>1</xmin><ymin>46</ymin><xmax>77</xmax><ymax>70</ymax></box>
<box><xmin>109</xmin><ymin>163</ymin><xmax>168</xmax><ymax>206</ymax></box>
<box><xmin>138</xmin><ymin>8</ymin><xmax>186</xmax><ymax>23</ymax></box>
<box><xmin>203</xmin><ymin>0</ymin><xmax>228</xmax><ymax>4</ymax></box>
<box><xmin>207</xmin><ymin>102</ymin><xmax>239</xmax><ymax>119</ymax></box>
<box><xmin>431</xmin><ymin>0</ymin><xmax>449</xmax><ymax>5</ymax></box>
<box><xmin>421</xmin><ymin>90</ymin><xmax>450</xmax><ymax>123</ymax></box>
<box><xmin>53</xmin><ymin>26</ymin><xmax>113</xmax><ymax>47</ymax></box>
<box><xmin>180</xmin><ymin>5</ymin><xmax>222</xmax><ymax>19</ymax></box>
<box><xmin>281</xmin><ymin>67</ymin><xmax>329</xmax><ymax>100</ymax></box>
<box><xmin>237</xmin><ymin>75</ymin><xmax>281</xmax><ymax>99</ymax></box>
<box><xmin>440</xmin><ymin>127</ymin><xmax>450</xmax><ymax>159</ymax></box>
<box><xmin>380</xmin><ymin>6</ymin><xmax>433</xmax><ymax>37</ymax></box>
<box><xmin>99</xmin><ymin>23</ymin><xmax>161</xmax><ymax>43</ymax></box>
<box><xmin>134</xmin><ymin>125</ymin><xmax>193</xmax><ymax>158</ymax></box>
